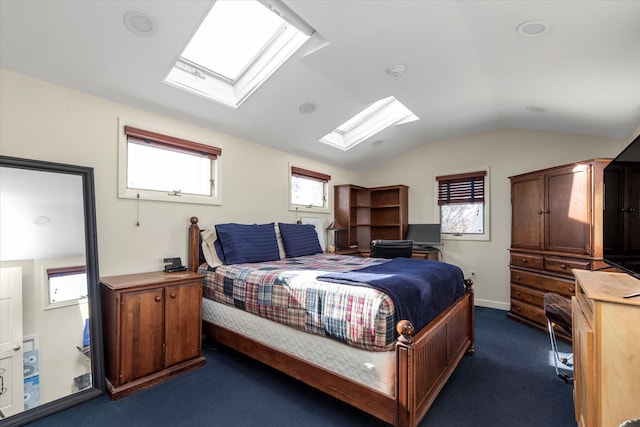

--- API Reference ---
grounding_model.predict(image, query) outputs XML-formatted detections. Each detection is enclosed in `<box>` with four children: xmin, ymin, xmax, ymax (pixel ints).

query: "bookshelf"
<box><xmin>334</xmin><ymin>184</ymin><xmax>408</xmax><ymax>251</ymax></box>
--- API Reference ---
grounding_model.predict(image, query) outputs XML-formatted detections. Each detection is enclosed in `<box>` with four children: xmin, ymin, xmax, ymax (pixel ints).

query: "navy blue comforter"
<box><xmin>317</xmin><ymin>258</ymin><xmax>465</xmax><ymax>332</ymax></box>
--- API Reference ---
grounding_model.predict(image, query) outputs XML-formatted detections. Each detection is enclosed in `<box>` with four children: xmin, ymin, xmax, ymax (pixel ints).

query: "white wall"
<box><xmin>2</xmin><ymin>68</ymin><xmax>637</xmax><ymax>309</ymax></box>
<box><xmin>0</xmin><ymin>69</ymin><xmax>360</xmax><ymax>276</ymax></box>
<box><xmin>360</xmin><ymin>129</ymin><xmax>631</xmax><ymax>309</ymax></box>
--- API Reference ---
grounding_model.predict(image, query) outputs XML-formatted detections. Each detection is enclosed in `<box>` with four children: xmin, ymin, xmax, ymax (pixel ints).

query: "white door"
<box><xmin>0</xmin><ymin>267</ymin><xmax>23</xmax><ymax>418</ymax></box>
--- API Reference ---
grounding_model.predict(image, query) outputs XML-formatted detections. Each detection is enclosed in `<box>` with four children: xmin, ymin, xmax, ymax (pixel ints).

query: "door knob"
<box><xmin>12</xmin><ymin>345</ymin><xmax>21</xmax><ymax>351</ymax></box>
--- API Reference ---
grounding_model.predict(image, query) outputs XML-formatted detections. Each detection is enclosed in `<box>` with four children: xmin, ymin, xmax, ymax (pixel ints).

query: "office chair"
<box><xmin>543</xmin><ymin>292</ymin><xmax>573</xmax><ymax>383</ymax></box>
<box><xmin>370</xmin><ymin>240</ymin><xmax>414</xmax><ymax>259</ymax></box>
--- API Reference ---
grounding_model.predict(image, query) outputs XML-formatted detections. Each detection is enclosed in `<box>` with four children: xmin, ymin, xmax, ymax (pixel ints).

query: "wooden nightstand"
<box><xmin>101</xmin><ymin>271</ymin><xmax>206</xmax><ymax>399</ymax></box>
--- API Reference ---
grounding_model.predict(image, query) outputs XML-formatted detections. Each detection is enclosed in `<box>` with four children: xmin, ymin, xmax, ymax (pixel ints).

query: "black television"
<box><xmin>406</xmin><ymin>223</ymin><xmax>441</xmax><ymax>250</ymax></box>
<box><xmin>602</xmin><ymin>133</ymin><xmax>640</xmax><ymax>279</ymax></box>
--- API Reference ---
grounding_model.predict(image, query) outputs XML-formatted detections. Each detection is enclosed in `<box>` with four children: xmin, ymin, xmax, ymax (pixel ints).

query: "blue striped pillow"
<box><xmin>215</xmin><ymin>223</ymin><xmax>280</xmax><ymax>264</ymax></box>
<box><xmin>278</xmin><ymin>223</ymin><xmax>323</xmax><ymax>258</ymax></box>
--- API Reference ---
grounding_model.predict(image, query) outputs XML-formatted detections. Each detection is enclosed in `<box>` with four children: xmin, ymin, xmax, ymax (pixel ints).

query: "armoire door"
<box><xmin>545</xmin><ymin>164</ymin><xmax>591</xmax><ymax>254</ymax></box>
<box><xmin>511</xmin><ymin>174</ymin><xmax>544</xmax><ymax>250</ymax></box>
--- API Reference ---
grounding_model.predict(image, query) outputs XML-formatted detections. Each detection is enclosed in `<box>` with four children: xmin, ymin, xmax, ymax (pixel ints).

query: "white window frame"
<box><xmin>319</xmin><ymin>96</ymin><xmax>419</xmax><ymax>151</ymax></box>
<box><xmin>48</xmin><ymin>270</ymin><xmax>87</xmax><ymax>305</ymax></box>
<box><xmin>38</xmin><ymin>257</ymin><xmax>89</xmax><ymax>311</ymax></box>
<box><xmin>288</xmin><ymin>163</ymin><xmax>330</xmax><ymax>214</ymax></box>
<box><xmin>164</xmin><ymin>0</ymin><xmax>315</xmax><ymax>109</ymax></box>
<box><xmin>434</xmin><ymin>168</ymin><xmax>491</xmax><ymax>242</ymax></box>
<box><xmin>118</xmin><ymin>118</ymin><xmax>222</xmax><ymax>205</ymax></box>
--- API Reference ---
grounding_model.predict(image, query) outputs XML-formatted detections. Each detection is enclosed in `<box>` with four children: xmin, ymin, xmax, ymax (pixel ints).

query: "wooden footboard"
<box><xmin>189</xmin><ymin>217</ymin><xmax>474</xmax><ymax>427</ymax></box>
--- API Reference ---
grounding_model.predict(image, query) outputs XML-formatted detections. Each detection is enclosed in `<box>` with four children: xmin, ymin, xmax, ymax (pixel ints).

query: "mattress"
<box><xmin>202</xmin><ymin>297</ymin><xmax>396</xmax><ymax>396</ymax></box>
<box><xmin>199</xmin><ymin>254</ymin><xmax>397</xmax><ymax>351</ymax></box>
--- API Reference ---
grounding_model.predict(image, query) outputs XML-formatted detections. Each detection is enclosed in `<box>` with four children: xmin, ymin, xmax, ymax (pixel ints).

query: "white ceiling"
<box><xmin>1</xmin><ymin>0</ymin><xmax>639</xmax><ymax>171</ymax></box>
<box><xmin>0</xmin><ymin>167</ymin><xmax>86</xmax><ymax>261</ymax></box>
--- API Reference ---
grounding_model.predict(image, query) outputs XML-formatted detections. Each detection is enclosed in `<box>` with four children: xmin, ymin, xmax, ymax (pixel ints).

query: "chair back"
<box><xmin>370</xmin><ymin>240</ymin><xmax>414</xmax><ymax>259</ymax></box>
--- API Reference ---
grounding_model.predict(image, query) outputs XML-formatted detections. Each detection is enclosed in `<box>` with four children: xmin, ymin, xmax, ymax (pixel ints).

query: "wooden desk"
<box><xmin>572</xmin><ymin>270</ymin><xmax>640</xmax><ymax>427</ymax></box>
<box><xmin>334</xmin><ymin>248</ymin><xmax>439</xmax><ymax>260</ymax></box>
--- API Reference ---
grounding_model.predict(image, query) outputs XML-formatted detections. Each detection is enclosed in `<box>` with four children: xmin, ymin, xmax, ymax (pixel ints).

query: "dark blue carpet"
<box><xmin>26</xmin><ymin>307</ymin><xmax>574</xmax><ymax>426</ymax></box>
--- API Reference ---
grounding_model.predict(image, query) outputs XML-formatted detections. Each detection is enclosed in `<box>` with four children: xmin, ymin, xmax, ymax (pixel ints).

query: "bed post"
<box><xmin>395</xmin><ymin>320</ymin><xmax>415</xmax><ymax>427</ymax></box>
<box><xmin>464</xmin><ymin>278</ymin><xmax>475</xmax><ymax>355</ymax></box>
<box><xmin>188</xmin><ymin>216</ymin><xmax>200</xmax><ymax>273</ymax></box>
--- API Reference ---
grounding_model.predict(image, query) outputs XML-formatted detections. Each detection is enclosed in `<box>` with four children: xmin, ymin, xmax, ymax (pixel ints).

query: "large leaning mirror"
<box><xmin>0</xmin><ymin>155</ymin><xmax>104</xmax><ymax>426</ymax></box>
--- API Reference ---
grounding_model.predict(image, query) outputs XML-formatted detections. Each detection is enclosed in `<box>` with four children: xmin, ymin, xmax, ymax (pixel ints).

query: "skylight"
<box><xmin>319</xmin><ymin>97</ymin><xmax>419</xmax><ymax>151</ymax></box>
<box><xmin>164</xmin><ymin>0</ymin><xmax>314</xmax><ymax>108</ymax></box>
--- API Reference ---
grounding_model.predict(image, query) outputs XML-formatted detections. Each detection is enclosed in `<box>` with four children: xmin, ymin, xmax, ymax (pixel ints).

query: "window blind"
<box><xmin>291</xmin><ymin>166</ymin><xmax>331</xmax><ymax>182</ymax></box>
<box><xmin>47</xmin><ymin>266</ymin><xmax>86</xmax><ymax>278</ymax></box>
<box><xmin>124</xmin><ymin>126</ymin><xmax>221</xmax><ymax>159</ymax></box>
<box><xmin>436</xmin><ymin>171</ymin><xmax>486</xmax><ymax>205</ymax></box>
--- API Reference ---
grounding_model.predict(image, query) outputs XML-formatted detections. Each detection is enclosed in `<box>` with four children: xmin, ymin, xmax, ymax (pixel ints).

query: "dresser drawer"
<box><xmin>510</xmin><ymin>299</ymin><xmax>547</xmax><ymax>326</ymax></box>
<box><xmin>510</xmin><ymin>252</ymin><xmax>543</xmax><ymax>270</ymax></box>
<box><xmin>545</xmin><ymin>257</ymin><xmax>591</xmax><ymax>276</ymax></box>
<box><xmin>510</xmin><ymin>269</ymin><xmax>575</xmax><ymax>296</ymax></box>
<box><xmin>511</xmin><ymin>284</ymin><xmax>545</xmax><ymax>307</ymax></box>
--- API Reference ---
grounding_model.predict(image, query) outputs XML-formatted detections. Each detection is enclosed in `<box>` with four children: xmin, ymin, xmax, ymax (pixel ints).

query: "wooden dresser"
<box><xmin>572</xmin><ymin>270</ymin><xmax>640</xmax><ymax>427</ymax></box>
<box><xmin>508</xmin><ymin>159</ymin><xmax>610</xmax><ymax>339</ymax></box>
<box><xmin>101</xmin><ymin>271</ymin><xmax>206</xmax><ymax>399</ymax></box>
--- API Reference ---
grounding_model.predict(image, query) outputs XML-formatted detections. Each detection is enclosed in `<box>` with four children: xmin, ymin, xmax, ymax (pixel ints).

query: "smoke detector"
<box><xmin>386</xmin><ymin>65</ymin><xmax>405</xmax><ymax>78</ymax></box>
<box><xmin>299</xmin><ymin>102</ymin><xmax>317</xmax><ymax>114</ymax></box>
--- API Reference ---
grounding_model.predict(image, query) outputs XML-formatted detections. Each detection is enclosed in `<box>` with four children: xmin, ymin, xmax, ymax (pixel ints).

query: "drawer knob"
<box><xmin>154</xmin><ymin>295</ymin><xmax>161</xmax><ymax>302</ymax></box>
<box><xmin>560</xmin><ymin>264</ymin><xmax>567</xmax><ymax>270</ymax></box>
<box><xmin>170</xmin><ymin>292</ymin><xmax>177</xmax><ymax>299</ymax></box>
<box><xmin>515</xmin><ymin>305</ymin><xmax>521</xmax><ymax>312</ymax></box>
<box><xmin>537</xmin><ymin>209</ymin><xmax>543</xmax><ymax>214</ymax></box>
<box><xmin>522</xmin><ymin>259</ymin><xmax>527</xmax><ymax>263</ymax></box>
<box><xmin>516</xmin><ymin>291</ymin><xmax>522</xmax><ymax>296</ymax></box>
<box><xmin>516</xmin><ymin>275</ymin><xmax>521</xmax><ymax>280</ymax></box>
<box><xmin>569</xmin><ymin>287</ymin><xmax>575</xmax><ymax>293</ymax></box>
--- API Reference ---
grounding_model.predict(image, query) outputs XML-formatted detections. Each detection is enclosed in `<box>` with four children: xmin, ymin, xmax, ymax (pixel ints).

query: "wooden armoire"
<box><xmin>508</xmin><ymin>159</ymin><xmax>611</xmax><ymax>340</ymax></box>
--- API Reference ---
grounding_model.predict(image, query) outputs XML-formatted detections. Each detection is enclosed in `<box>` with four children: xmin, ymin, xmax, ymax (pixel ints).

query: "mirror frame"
<box><xmin>0</xmin><ymin>155</ymin><xmax>104</xmax><ymax>426</ymax></box>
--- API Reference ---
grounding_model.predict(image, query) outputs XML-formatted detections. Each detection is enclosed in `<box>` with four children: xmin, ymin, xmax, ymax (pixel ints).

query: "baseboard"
<box><xmin>474</xmin><ymin>299</ymin><xmax>509</xmax><ymax>311</ymax></box>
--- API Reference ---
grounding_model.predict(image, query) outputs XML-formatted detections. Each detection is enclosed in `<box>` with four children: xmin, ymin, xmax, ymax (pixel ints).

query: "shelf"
<box><xmin>334</xmin><ymin>184</ymin><xmax>408</xmax><ymax>252</ymax></box>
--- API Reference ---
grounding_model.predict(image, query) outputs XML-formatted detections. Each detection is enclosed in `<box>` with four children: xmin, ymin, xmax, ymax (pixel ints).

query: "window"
<box><xmin>437</xmin><ymin>170</ymin><xmax>489</xmax><ymax>239</ymax></box>
<box><xmin>290</xmin><ymin>166</ymin><xmax>330</xmax><ymax>212</ymax></box>
<box><xmin>47</xmin><ymin>266</ymin><xmax>87</xmax><ymax>305</ymax></box>
<box><xmin>164</xmin><ymin>0</ymin><xmax>316</xmax><ymax>108</ymax></box>
<box><xmin>319</xmin><ymin>96</ymin><xmax>419</xmax><ymax>151</ymax></box>
<box><xmin>118</xmin><ymin>121</ymin><xmax>222</xmax><ymax>205</ymax></box>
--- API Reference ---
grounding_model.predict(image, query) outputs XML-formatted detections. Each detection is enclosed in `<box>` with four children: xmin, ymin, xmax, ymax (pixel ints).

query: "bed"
<box><xmin>188</xmin><ymin>217</ymin><xmax>474</xmax><ymax>426</ymax></box>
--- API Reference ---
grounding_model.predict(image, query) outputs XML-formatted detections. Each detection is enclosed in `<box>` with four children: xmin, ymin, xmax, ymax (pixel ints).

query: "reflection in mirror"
<box><xmin>0</xmin><ymin>156</ymin><xmax>103</xmax><ymax>426</ymax></box>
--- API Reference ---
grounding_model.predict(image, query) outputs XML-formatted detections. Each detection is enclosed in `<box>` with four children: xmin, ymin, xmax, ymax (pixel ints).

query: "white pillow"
<box><xmin>274</xmin><ymin>223</ymin><xmax>287</xmax><ymax>259</ymax></box>
<box><xmin>200</xmin><ymin>227</ymin><xmax>223</xmax><ymax>267</ymax></box>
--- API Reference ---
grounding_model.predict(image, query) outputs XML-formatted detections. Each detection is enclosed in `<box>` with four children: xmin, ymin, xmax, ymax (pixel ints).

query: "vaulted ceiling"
<box><xmin>1</xmin><ymin>1</ymin><xmax>639</xmax><ymax>171</ymax></box>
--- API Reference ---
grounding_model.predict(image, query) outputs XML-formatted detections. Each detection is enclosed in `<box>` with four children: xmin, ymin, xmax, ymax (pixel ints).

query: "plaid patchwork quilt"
<box><xmin>199</xmin><ymin>254</ymin><xmax>401</xmax><ymax>351</ymax></box>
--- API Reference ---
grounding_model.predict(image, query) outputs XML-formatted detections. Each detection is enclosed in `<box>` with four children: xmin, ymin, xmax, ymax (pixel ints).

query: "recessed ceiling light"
<box><xmin>516</xmin><ymin>20</ymin><xmax>550</xmax><ymax>37</ymax></box>
<box><xmin>34</xmin><ymin>216</ymin><xmax>51</xmax><ymax>225</ymax></box>
<box><xmin>124</xmin><ymin>10</ymin><xmax>157</xmax><ymax>37</ymax></box>
<box><xmin>299</xmin><ymin>102</ymin><xmax>317</xmax><ymax>114</ymax></box>
<box><xmin>526</xmin><ymin>106</ymin><xmax>546</xmax><ymax>113</ymax></box>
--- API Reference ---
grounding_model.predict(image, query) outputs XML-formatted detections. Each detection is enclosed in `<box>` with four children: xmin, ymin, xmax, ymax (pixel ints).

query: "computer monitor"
<box><xmin>406</xmin><ymin>223</ymin><xmax>441</xmax><ymax>249</ymax></box>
